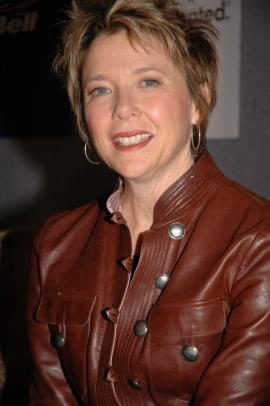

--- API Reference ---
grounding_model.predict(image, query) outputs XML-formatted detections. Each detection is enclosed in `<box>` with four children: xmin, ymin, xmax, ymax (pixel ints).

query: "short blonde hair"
<box><xmin>54</xmin><ymin>0</ymin><xmax>218</xmax><ymax>156</ymax></box>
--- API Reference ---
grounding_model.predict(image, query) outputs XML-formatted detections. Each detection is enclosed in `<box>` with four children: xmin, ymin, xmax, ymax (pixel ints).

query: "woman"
<box><xmin>27</xmin><ymin>0</ymin><xmax>270</xmax><ymax>404</ymax></box>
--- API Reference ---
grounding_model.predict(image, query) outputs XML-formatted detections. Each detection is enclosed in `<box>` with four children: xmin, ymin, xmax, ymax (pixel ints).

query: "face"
<box><xmin>82</xmin><ymin>30</ymin><xmax>199</xmax><ymax>184</ymax></box>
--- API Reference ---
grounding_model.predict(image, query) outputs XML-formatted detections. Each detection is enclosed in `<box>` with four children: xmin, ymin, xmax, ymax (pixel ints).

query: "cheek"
<box><xmin>143</xmin><ymin>97</ymin><xmax>170</xmax><ymax>122</ymax></box>
<box><xmin>175</xmin><ymin>94</ymin><xmax>193</xmax><ymax>115</ymax></box>
<box><xmin>84</xmin><ymin>105</ymin><xmax>108</xmax><ymax>134</ymax></box>
<box><xmin>84</xmin><ymin>107</ymin><xmax>113</xmax><ymax>158</ymax></box>
<box><xmin>145</xmin><ymin>93</ymin><xmax>192</xmax><ymax>125</ymax></box>
<box><xmin>84</xmin><ymin>106</ymin><xmax>94</xmax><ymax>131</ymax></box>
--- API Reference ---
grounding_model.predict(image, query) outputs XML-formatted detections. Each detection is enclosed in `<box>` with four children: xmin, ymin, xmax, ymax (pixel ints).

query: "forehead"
<box><xmin>82</xmin><ymin>30</ymin><xmax>173</xmax><ymax>79</ymax></box>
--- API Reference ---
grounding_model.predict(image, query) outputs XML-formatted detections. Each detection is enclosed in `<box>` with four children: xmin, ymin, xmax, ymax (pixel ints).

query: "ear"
<box><xmin>191</xmin><ymin>102</ymin><xmax>200</xmax><ymax>125</ymax></box>
<box><xmin>200</xmin><ymin>82</ymin><xmax>211</xmax><ymax>105</ymax></box>
<box><xmin>191</xmin><ymin>83</ymin><xmax>211</xmax><ymax>125</ymax></box>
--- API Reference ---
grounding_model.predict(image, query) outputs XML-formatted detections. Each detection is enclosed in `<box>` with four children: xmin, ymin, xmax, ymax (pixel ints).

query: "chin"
<box><xmin>108</xmin><ymin>157</ymin><xmax>143</xmax><ymax>174</ymax></box>
<box><xmin>117</xmin><ymin>165</ymin><xmax>150</xmax><ymax>182</ymax></box>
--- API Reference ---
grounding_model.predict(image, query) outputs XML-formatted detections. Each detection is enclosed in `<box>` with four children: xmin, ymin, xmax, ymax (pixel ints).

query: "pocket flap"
<box><xmin>149</xmin><ymin>298</ymin><xmax>226</xmax><ymax>337</ymax></box>
<box><xmin>35</xmin><ymin>291</ymin><xmax>96</xmax><ymax>326</ymax></box>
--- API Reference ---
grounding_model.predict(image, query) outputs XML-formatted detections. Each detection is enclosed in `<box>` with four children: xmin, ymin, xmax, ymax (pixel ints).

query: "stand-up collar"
<box><xmin>107</xmin><ymin>151</ymin><xmax>223</xmax><ymax>227</ymax></box>
<box><xmin>152</xmin><ymin>151</ymin><xmax>223</xmax><ymax>227</ymax></box>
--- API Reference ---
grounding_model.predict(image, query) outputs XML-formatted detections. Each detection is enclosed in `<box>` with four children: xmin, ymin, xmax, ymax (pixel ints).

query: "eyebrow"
<box><xmin>133</xmin><ymin>65</ymin><xmax>165</xmax><ymax>75</ymax></box>
<box><xmin>84</xmin><ymin>74</ymin><xmax>108</xmax><ymax>84</ymax></box>
<box><xmin>84</xmin><ymin>65</ymin><xmax>164</xmax><ymax>85</ymax></box>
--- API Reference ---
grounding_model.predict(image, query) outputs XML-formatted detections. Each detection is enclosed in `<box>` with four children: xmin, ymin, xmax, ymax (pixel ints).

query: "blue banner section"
<box><xmin>0</xmin><ymin>0</ymin><xmax>72</xmax><ymax>137</ymax></box>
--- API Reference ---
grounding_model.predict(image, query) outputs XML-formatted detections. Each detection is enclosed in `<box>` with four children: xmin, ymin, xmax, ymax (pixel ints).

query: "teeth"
<box><xmin>115</xmin><ymin>133</ymin><xmax>152</xmax><ymax>146</ymax></box>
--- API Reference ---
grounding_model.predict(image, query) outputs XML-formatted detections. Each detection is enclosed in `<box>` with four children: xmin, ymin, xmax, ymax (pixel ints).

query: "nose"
<box><xmin>112</xmin><ymin>89</ymin><xmax>138</xmax><ymax>120</ymax></box>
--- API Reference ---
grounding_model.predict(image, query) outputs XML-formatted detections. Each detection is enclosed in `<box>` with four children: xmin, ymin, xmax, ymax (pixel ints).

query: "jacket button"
<box><xmin>128</xmin><ymin>378</ymin><xmax>141</xmax><ymax>390</ymax></box>
<box><xmin>104</xmin><ymin>307</ymin><xmax>119</xmax><ymax>323</ymax></box>
<box><xmin>168</xmin><ymin>223</ymin><xmax>185</xmax><ymax>240</ymax></box>
<box><xmin>181</xmin><ymin>345</ymin><xmax>199</xmax><ymax>362</ymax></box>
<box><xmin>134</xmin><ymin>320</ymin><xmax>148</xmax><ymax>337</ymax></box>
<box><xmin>155</xmin><ymin>274</ymin><xmax>169</xmax><ymax>290</ymax></box>
<box><xmin>111</xmin><ymin>212</ymin><xmax>124</xmax><ymax>223</ymax></box>
<box><xmin>52</xmin><ymin>332</ymin><xmax>65</xmax><ymax>348</ymax></box>
<box><xmin>105</xmin><ymin>366</ymin><xmax>118</xmax><ymax>382</ymax></box>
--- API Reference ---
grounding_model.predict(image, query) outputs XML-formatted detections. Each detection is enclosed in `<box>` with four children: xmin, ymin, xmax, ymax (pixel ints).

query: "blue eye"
<box><xmin>140</xmin><ymin>79</ymin><xmax>160</xmax><ymax>88</ymax></box>
<box><xmin>91</xmin><ymin>87</ymin><xmax>110</xmax><ymax>97</ymax></box>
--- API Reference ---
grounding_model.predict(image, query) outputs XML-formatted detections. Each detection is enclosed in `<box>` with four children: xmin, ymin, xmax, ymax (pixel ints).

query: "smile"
<box><xmin>115</xmin><ymin>132</ymin><xmax>153</xmax><ymax>146</ymax></box>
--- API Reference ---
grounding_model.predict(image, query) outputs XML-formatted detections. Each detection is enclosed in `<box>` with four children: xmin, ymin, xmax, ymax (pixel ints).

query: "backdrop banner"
<box><xmin>0</xmin><ymin>0</ymin><xmax>71</xmax><ymax>138</ymax></box>
<box><xmin>183</xmin><ymin>0</ymin><xmax>242</xmax><ymax>139</ymax></box>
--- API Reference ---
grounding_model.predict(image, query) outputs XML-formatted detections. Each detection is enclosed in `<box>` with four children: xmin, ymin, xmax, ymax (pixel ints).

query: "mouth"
<box><xmin>114</xmin><ymin>132</ymin><xmax>153</xmax><ymax>147</ymax></box>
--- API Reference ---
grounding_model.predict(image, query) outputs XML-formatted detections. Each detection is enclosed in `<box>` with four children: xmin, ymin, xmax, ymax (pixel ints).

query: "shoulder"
<box><xmin>213</xmin><ymin>172</ymin><xmax>270</xmax><ymax>227</ymax></box>
<box><xmin>222</xmin><ymin>176</ymin><xmax>270</xmax><ymax>209</ymax></box>
<box><xmin>213</xmin><ymin>176</ymin><xmax>270</xmax><ymax>273</ymax></box>
<box><xmin>33</xmin><ymin>202</ymin><xmax>104</xmax><ymax>254</ymax></box>
<box><xmin>196</xmin><ymin>153</ymin><xmax>270</xmax><ymax>242</ymax></box>
<box><xmin>195</xmin><ymin>152</ymin><xmax>270</xmax><ymax>221</ymax></box>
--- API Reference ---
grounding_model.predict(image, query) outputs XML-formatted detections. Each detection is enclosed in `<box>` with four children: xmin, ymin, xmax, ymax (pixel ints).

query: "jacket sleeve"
<box><xmin>27</xmin><ymin>231</ymin><xmax>78</xmax><ymax>406</ymax></box>
<box><xmin>192</xmin><ymin>225</ymin><xmax>270</xmax><ymax>405</ymax></box>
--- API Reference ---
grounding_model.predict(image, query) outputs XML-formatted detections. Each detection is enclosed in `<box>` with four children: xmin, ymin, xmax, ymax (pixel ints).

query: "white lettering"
<box><xmin>23</xmin><ymin>11</ymin><xmax>38</xmax><ymax>32</ymax></box>
<box><xmin>0</xmin><ymin>11</ymin><xmax>38</xmax><ymax>35</ymax></box>
<box><xmin>188</xmin><ymin>1</ymin><xmax>230</xmax><ymax>22</ymax></box>
<box><xmin>0</xmin><ymin>17</ymin><xmax>7</xmax><ymax>35</ymax></box>
<box><xmin>7</xmin><ymin>18</ymin><xmax>22</xmax><ymax>34</ymax></box>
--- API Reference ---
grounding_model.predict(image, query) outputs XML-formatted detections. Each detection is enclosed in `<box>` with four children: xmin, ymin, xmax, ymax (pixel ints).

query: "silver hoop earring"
<box><xmin>84</xmin><ymin>140</ymin><xmax>101</xmax><ymax>165</ymax></box>
<box><xmin>191</xmin><ymin>125</ymin><xmax>201</xmax><ymax>153</ymax></box>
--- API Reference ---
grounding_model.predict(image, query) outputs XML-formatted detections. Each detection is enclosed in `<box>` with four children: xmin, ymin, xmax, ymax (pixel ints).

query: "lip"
<box><xmin>112</xmin><ymin>129</ymin><xmax>152</xmax><ymax>138</ymax></box>
<box><xmin>112</xmin><ymin>130</ymin><xmax>154</xmax><ymax>151</ymax></box>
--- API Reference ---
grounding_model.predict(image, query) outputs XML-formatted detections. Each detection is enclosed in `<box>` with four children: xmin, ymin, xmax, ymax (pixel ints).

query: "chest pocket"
<box><xmin>146</xmin><ymin>298</ymin><xmax>227</xmax><ymax>402</ymax></box>
<box><xmin>35</xmin><ymin>290</ymin><xmax>96</xmax><ymax>326</ymax></box>
<box><xmin>35</xmin><ymin>290</ymin><xmax>96</xmax><ymax>399</ymax></box>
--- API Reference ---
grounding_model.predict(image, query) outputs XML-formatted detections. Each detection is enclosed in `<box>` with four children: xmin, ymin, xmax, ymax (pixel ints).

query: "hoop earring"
<box><xmin>191</xmin><ymin>125</ymin><xmax>201</xmax><ymax>153</ymax></box>
<box><xmin>84</xmin><ymin>140</ymin><xmax>101</xmax><ymax>165</ymax></box>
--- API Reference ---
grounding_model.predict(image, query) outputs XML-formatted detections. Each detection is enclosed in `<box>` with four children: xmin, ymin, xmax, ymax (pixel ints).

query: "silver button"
<box><xmin>52</xmin><ymin>332</ymin><xmax>65</xmax><ymax>348</ymax></box>
<box><xmin>104</xmin><ymin>307</ymin><xmax>119</xmax><ymax>323</ymax></box>
<box><xmin>128</xmin><ymin>378</ymin><xmax>141</xmax><ymax>390</ymax></box>
<box><xmin>181</xmin><ymin>345</ymin><xmax>199</xmax><ymax>362</ymax></box>
<box><xmin>105</xmin><ymin>366</ymin><xmax>118</xmax><ymax>382</ymax></box>
<box><xmin>168</xmin><ymin>223</ymin><xmax>185</xmax><ymax>240</ymax></box>
<box><xmin>134</xmin><ymin>320</ymin><xmax>148</xmax><ymax>337</ymax></box>
<box><xmin>155</xmin><ymin>274</ymin><xmax>169</xmax><ymax>290</ymax></box>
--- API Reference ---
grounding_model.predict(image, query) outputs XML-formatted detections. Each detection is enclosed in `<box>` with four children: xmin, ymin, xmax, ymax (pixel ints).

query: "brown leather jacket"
<box><xmin>27</xmin><ymin>152</ymin><xmax>270</xmax><ymax>405</ymax></box>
